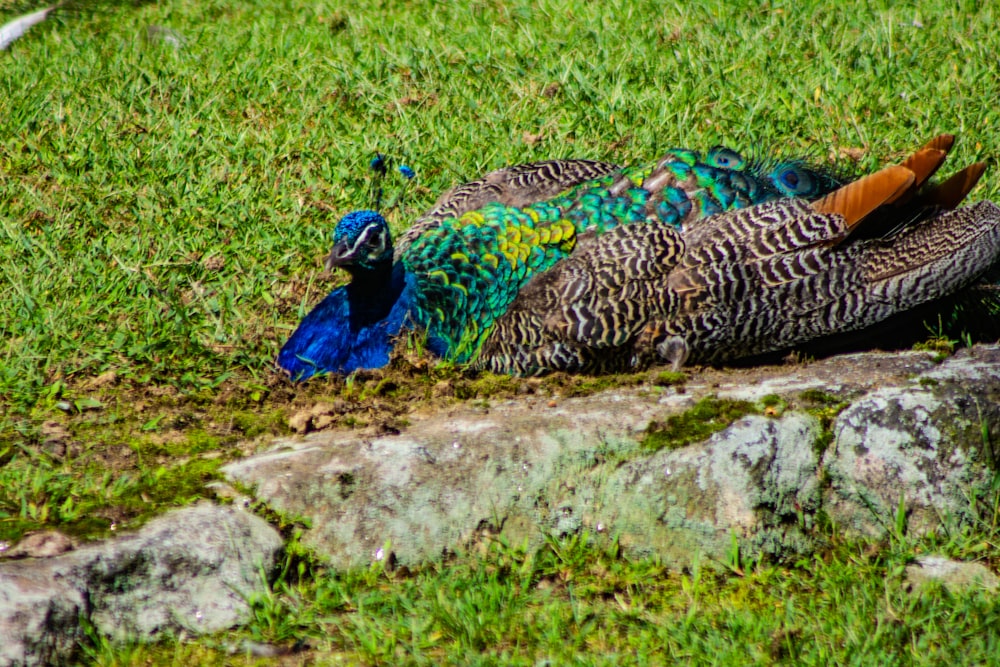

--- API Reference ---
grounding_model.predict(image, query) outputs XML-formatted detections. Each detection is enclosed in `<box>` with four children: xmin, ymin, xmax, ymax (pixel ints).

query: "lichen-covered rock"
<box><xmin>0</xmin><ymin>503</ymin><xmax>283</xmax><ymax>667</ymax></box>
<box><xmin>824</xmin><ymin>348</ymin><xmax>1000</xmax><ymax>537</ymax></box>
<box><xmin>905</xmin><ymin>555</ymin><xmax>1000</xmax><ymax>592</ymax></box>
<box><xmin>223</xmin><ymin>404</ymin><xmax>654</xmax><ymax>569</ymax></box>
<box><xmin>6</xmin><ymin>347</ymin><xmax>997</xmax><ymax>665</ymax></box>
<box><xmin>224</xmin><ymin>345</ymin><xmax>1000</xmax><ymax>572</ymax></box>
<box><xmin>824</xmin><ymin>388</ymin><xmax>987</xmax><ymax>536</ymax></box>
<box><xmin>0</xmin><ymin>575</ymin><xmax>84</xmax><ymax>667</ymax></box>
<box><xmin>585</xmin><ymin>413</ymin><xmax>823</xmax><ymax>563</ymax></box>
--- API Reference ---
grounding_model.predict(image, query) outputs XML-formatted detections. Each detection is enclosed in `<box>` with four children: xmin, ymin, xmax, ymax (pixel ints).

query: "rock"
<box><xmin>6</xmin><ymin>347</ymin><xmax>995</xmax><ymax>663</ymax></box>
<box><xmin>287</xmin><ymin>409</ymin><xmax>313</xmax><ymax>434</ymax></box>
<box><xmin>905</xmin><ymin>555</ymin><xmax>1000</xmax><ymax>592</ymax></box>
<box><xmin>824</xmin><ymin>385</ymin><xmax>997</xmax><ymax>537</ymax></box>
<box><xmin>0</xmin><ymin>503</ymin><xmax>283</xmax><ymax>667</ymax></box>
<box><xmin>823</xmin><ymin>346</ymin><xmax>1000</xmax><ymax>537</ymax></box>
<box><xmin>224</xmin><ymin>385</ymin><xmax>670</xmax><ymax>569</ymax></box>
<box><xmin>287</xmin><ymin>402</ymin><xmax>346</xmax><ymax>434</ymax></box>
<box><xmin>579</xmin><ymin>413</ymin><xmax>823</xmax><ymax>563</ymax></box>
<box><xmin>225</xmin><ymin>346</ymin><xmax>1000</xmax><ymax>570</ymax></box>
<box><xmin>0</xmin><ymin>531</ymin><xmax>75</xmax><ymax>560</ymax></box>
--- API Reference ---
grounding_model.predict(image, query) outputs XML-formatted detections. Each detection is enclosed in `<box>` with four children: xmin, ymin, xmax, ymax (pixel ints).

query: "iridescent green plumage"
<box><xmin>402</xmin><ymin>149</ymin><xmax>840</xmax><ymax>362</ymax></box>
<box><xmin>405</xmin><ymin>202</ymin><xmax>578</xmax><ymax>361</ymax></box>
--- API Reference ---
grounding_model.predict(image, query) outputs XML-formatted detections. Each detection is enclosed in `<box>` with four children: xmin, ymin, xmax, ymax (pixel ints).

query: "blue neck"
<box><xmin>344</xmin><ymin>261</ymin><xmax>401</xmax><ymax>321</ymax></box>
<box><xmin>278</xmin><ymin>261</ymin><xmax>415</xmax><ymax>379</ymax></box>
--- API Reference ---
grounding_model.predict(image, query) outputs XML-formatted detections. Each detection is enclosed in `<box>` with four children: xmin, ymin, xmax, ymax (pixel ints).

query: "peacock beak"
<box><xmin>324</xmin><ymin>241</ymin><xmax>356</xmax><ymax>271</ymax></box>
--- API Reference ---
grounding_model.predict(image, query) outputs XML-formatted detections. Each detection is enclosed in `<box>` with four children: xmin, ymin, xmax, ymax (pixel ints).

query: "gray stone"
<box><xmin>0</xmin><ymin>531</ymin><xmax>75</xmax><ymax>560</ymax></box>
<box><xmin>0</xmin><ymin>503</ymin><xmax>283</xmax><ymax>667</ymax></box>
<box><xmin>224</xmin><ymin>345</ymin><xmax>1000</xmax><ymax>571</ymax></box>
<box><xmin>824</xmin><ymin>348</ymin><xmax>1000</xmax><ymax>537</ymax></box>
<box><xmin>905</xmin><ymin>555</ymin><xmax>1000</xmax><ymax>592</ymax></box>
<box><xmin>584</xmin><ymin>413</ymin><xmax>823</xmax><ymax>564</ymax></box>
<box><xmin>824</xmin><ymin>388</ymin><xmax>981</xmax><ymax>536</ymax></box>
<box><xmin>8</xmin><ymin>346</ymin><xmax>995</xmax><ymax>665</ymax></box>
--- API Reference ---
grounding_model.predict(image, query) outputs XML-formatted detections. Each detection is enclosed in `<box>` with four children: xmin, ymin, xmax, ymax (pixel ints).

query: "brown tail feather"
<box><xmin>811</xmin><ymin>164</ymin><xmax>915</xmax><ymax>229</ymax></box>
<box><xmin>917</xmin><ymin>162</ymin><xmax>987</xmax><ymax>210</ymax></box>
<box><xmin>900</xmin><ymin>148</ymin><xmax>949</xmax><ymax>190</ymax></box>
<box><xmin>918</xmin><ymin>133</ymin><xmax>956</xmax><ymax>154</ymax></box>
<box><xmin>891</xmin><ymin>135</ymin><xmax>954</xmax><ymax>206</ymax></box>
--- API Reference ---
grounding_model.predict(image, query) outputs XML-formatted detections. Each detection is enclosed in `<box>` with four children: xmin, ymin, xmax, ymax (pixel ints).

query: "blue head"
<box><xmin>325</xmin><ymin>210</ymin><xmax>394</xmax><ymax>274</ymax></box>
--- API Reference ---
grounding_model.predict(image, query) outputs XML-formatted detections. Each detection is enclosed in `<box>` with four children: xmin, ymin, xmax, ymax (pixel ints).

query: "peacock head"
<box><xmin>325</xmin><ymin>210</ymin><xmax>394</xmax><ymax>274</ymax></box>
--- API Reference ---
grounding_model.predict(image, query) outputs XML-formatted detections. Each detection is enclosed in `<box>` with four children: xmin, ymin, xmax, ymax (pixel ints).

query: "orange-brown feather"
<box><xmin>810</xmin><ymin>164</ymin><xmax>916</xmax><ymax>229</ymax></box>
<box><xmin>917</xmin><ymin>162</ymin><xmax>987</xmax><ymax>210</ymax></box>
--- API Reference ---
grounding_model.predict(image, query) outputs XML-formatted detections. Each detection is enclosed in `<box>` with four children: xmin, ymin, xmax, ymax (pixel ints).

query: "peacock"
<box><xmin>281</xmin><ymin>136</ymin><xmax>1000</xmax><ymax>378</ymax></box>
<box><xmin>278</xmin><ymin>146</ymin><xmax>841</xmax><ymax>379</ymax></box>
<box><xmin>478</xmin><ymin>136</ymin><xmax>1000</xmax><ymax>374</ymax></box>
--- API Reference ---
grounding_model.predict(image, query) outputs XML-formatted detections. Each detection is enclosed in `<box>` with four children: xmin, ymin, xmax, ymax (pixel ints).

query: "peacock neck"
<box><xmin>345</xmin><ymin>261</ymin><xmax>405</xmax><ymax>320</ymax></box>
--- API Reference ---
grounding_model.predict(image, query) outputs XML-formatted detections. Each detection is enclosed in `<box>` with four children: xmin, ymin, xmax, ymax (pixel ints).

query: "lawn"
<box><xmin>2</xmin><ymin>0</ymin><xmax>1000</xmax><ymax>663</ymax></box>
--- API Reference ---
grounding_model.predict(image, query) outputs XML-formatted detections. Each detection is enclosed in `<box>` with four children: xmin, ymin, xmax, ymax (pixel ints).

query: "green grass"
<box><xmin>87</xmin><ymin>519</ymin><xmax>1000</xmax><ymax>666</ymax></box>
<box><xmin>4</xmin><ymin>0</ymin><xmax>1000</xmax><ymax>412</ymax></box>
<box><xmin>3</xmin><ymin>0</ymin><xmax>1000</xmax><ymax>663</ymax></box>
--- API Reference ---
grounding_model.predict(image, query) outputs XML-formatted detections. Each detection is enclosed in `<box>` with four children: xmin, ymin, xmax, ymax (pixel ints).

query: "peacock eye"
<box><xmin>707</xmin><ymin>147</ymin><xmax>745</xmax><ymax>170</ymax></box>
<box><xmin>770</xmin><ymin>164</ymin><xmax>817</xmax><ymax>196</ymax></box>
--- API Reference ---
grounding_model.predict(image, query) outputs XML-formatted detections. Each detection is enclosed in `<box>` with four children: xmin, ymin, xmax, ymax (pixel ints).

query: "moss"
<box><xmin>760</xmin><ymin>394</ymin><xmax>787</xmax><ymax>417</ymax></box>
<box><xmin>0</xmin><ymin>383</ymin><xmax>275</xmax><ymax>543</ymax></box>
<box><xmin>760</xmin><ymin>394</ymin><xmax>783</xmax><ymax>407</ymax></box>
<box><xmin>130</xmin><ymin>458</ymin><xmax>222</xmax><ymax>511</ymax></box>
<box><xmin>545</xmin><ymin>371</ymin><xmax>651</xmax><ymax>398</ymax></box>
<box><xmin>797</xmin><ymin>391</ymin><xmax>848</xmax><ymax>453</ymax></box>
<box><xmin>919</xmin><ymin>377</ymin><xmax>940</xmax><ymax>388</ymax></box>
<box><xmin>813</xmin><ymin>429</ymin><xmax>835</xmax><ymax>457</ymax></box>
<box><xmin>360</xmin><ymin>378</ymin><xmax>402</xmax><ymax>399</ymax></box>
<box><xmin>798</xmin><ymin>389</ymin><xmax>842</xmax><ymax>405</ymax></box>
<box><xmin>183</xmin><ymin>429</ymin><xmax>221</xmax><ymax>454</ymax></box>
<box><xmin>913</xmin><ymin>335</ymin><xmax>955</xmax><ymax>364</ymax></box>
<box><xmin>230</xmin><ymin>409</ymin><xmax>286</xmax><ymax>438</ymax></box>
<box><xmin>454</xmin><ymin>372</ymin><xmax>521</xmax><ymax>400</ymax></box>
<box><xmin>641</xmin><ymin>396</ymin><xmax>758</xmax><ymax>451</ymax></box>
<box><xmin>182</xmin><ymin>388</ymin><xmax>219</xmax><ymax>406</ymax></box>
<box><xmin>0</xmin><ymin>452</ymin><xmax>227</xmax><ymax>543</ymax></box>
<box><xmin>913</xmin><ymin>336</ymin><xmax>956</xmax><ymax>356</ymax></box>
<box><xmin>653</xmin><ymin>371</ymin><xmax>687</xmax><ymax>387</ymax></box>
<box><xmin>446</xmin><ymin>369</ymin><xmax>656</xmax><ymax>401</ymax></box>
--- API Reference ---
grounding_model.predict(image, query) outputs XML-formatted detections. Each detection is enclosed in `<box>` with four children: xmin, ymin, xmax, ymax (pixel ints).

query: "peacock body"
<box><xmin>477</xmin><ymin>136</ymin><xmax>1000</xmax><ymax>375</ymax></box>
<box><xmin>279</xmin><ymin>147</ymin><xmax>839</xmax><ymax>378</ymax></box>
